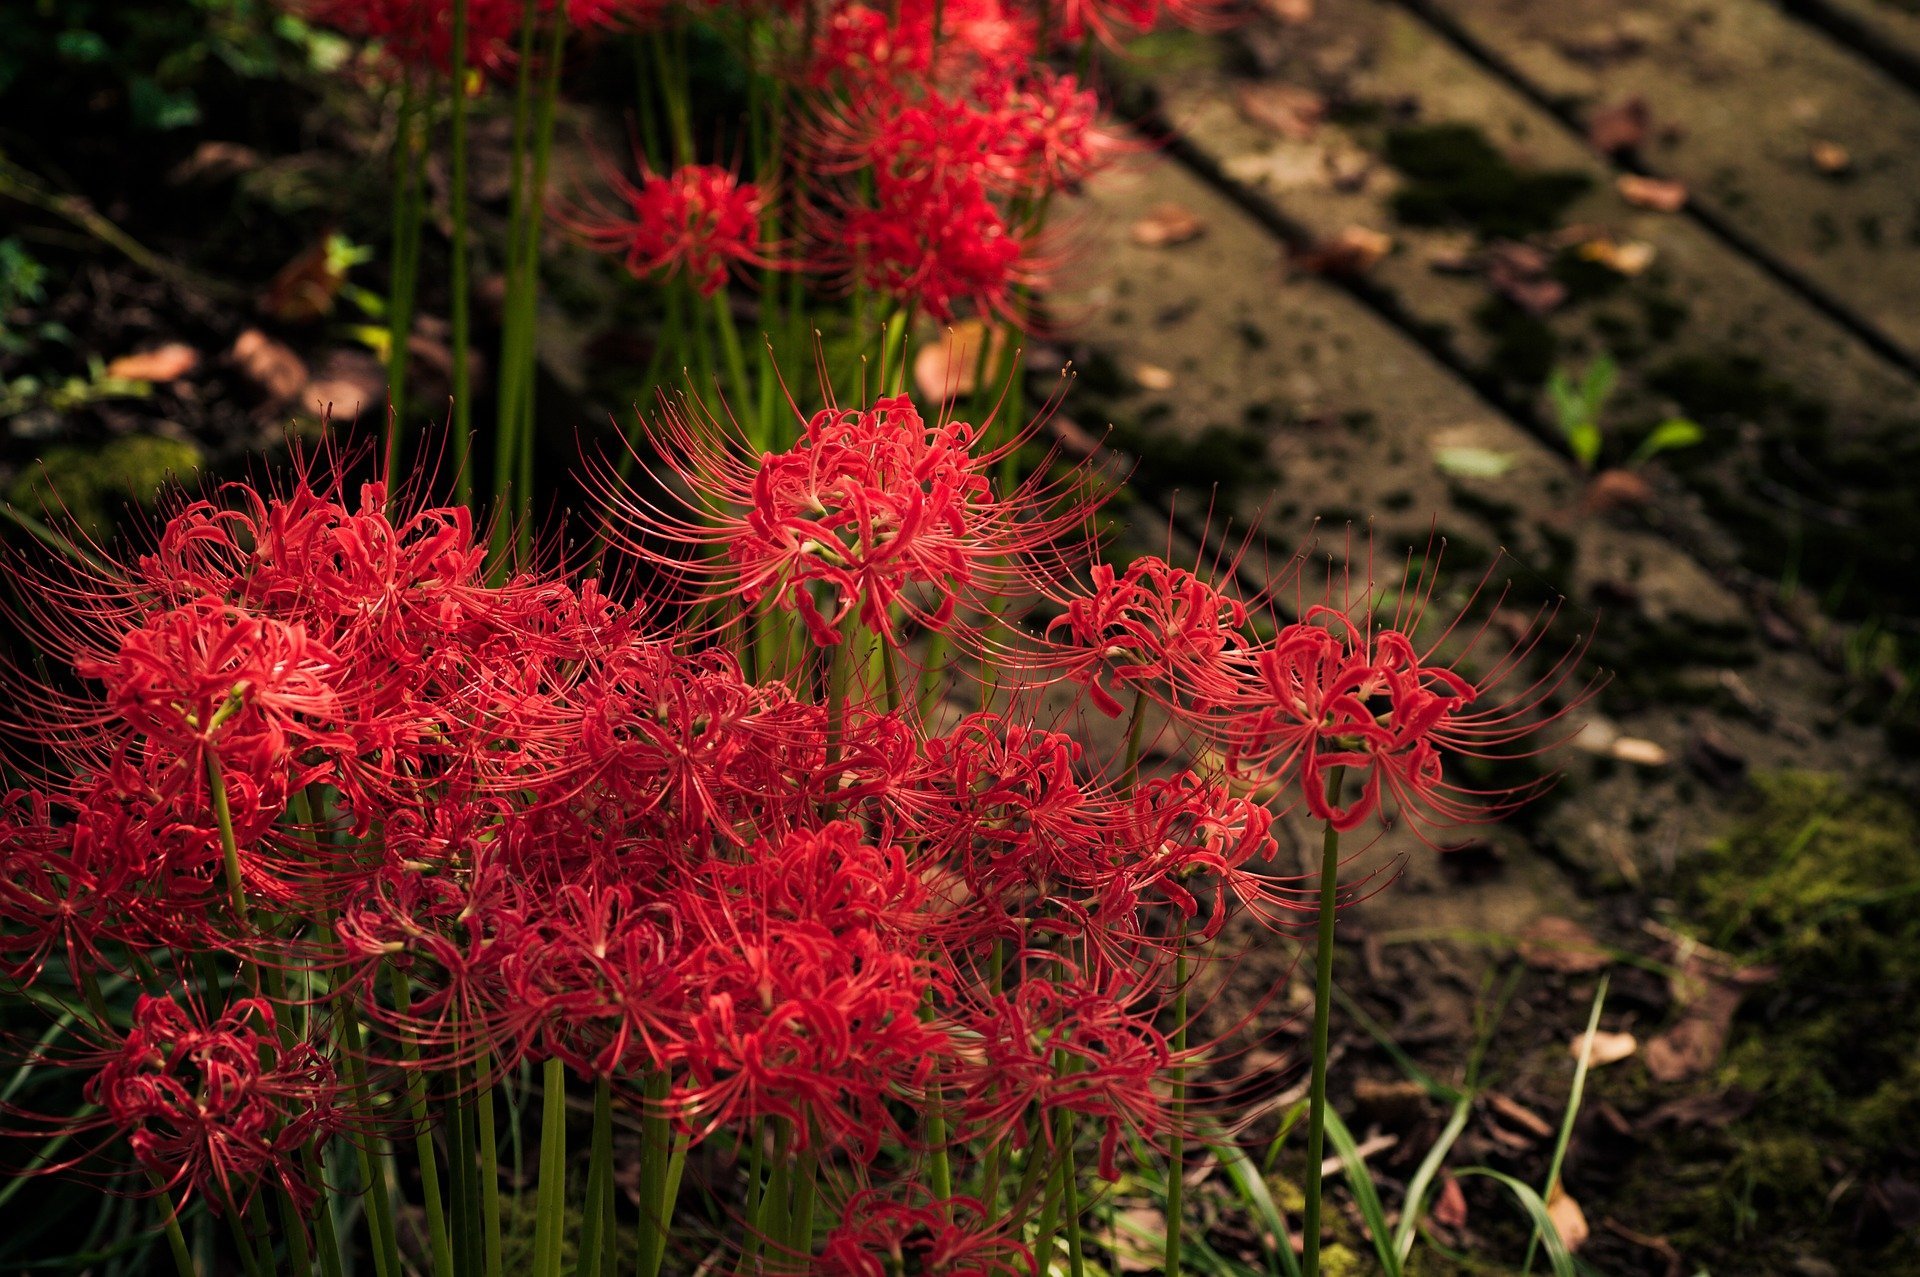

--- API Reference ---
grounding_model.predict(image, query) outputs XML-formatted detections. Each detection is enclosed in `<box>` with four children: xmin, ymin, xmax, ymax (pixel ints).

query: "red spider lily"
<box><xmin>667</xmin><ymin>824</ymin><xmax>946</xmax><ymax>1156</ymax></box>
<box><xmin>1044</xmin><ymin>0</ymin><xmax>1235</xmax><ymax>47</ymax></box>
<box><xmin>600</xmin><ymin>385</ymin><xmax>1096</xmax><ymax>648</ymax></box>
<box><xmin>303</xmin><ymin>0</ymin><xmax>526</xmax><ymax>76</ymax></box>
<box><xmin>954</xmin><ymin>971</ymin><xmax>1171</xmax><ymax>1181</ymax></box>
<box><xmin>563</xmin><ymin>160</ymin><xmax>775</xmax><ymax>297</ymax></box>
<box><xmin>807</xmin><ymin>0</ymin><xmax>1038</xmax><ymax>90</ymax></box>
<box><xmin>1041</xmin><ymin>554</ymin><xmax>1252</xmax><ymax>718</ymax></box>
<box><xmin>817</xmin><ymin>1187</ymin><xmax>1035</xmax><ymax>1277</ymax></box>
<box><xmin>1224</xmin><ymin>548</ymin><xmax>1599</xmax><ymax>839</ymax></box>
<box><xmin>977</xmin><ymin>70</ymin><xmax>1125</xmax><ymax>194</ymax></box>
<box><xmin>20</xmin><ymin>991</ymin><xmax>346</xmax><ymax>1216</ymax></box>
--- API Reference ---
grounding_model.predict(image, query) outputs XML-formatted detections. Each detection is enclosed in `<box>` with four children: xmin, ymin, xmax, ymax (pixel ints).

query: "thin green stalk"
<box><xmin>274</xmin><ymin>1182</ymin><xmax>316</xmax><ymax>1277</ymax></box>
<box><xmin>1164</xmin><ymin>940</ymin><xmax>1187</xmax><ymax>1277</ymax></box>
<box><xmin>711</xmin><ymin>290</ymin><xmax>755</xmax><ymax>437</ymax></box>
<box><xmin>446</xmin><ymin>1085</ymin><xmax>476</xmax><ymax>1277</ymax></box>
<box><xmin>636</xmin><ymin>1071</ymin><xmax>676</xmax><ymax>1277</ymax></box>
<box><xmin>449</xmin><ymin>0</ymin><xmax>473</xmax><ymax>505</ymax></box>
<box><xmin>388</xmin><ymin>968</ymin><xmax>455</xmax><ymax>1277</ymax></box>
<box><xmin>144</xmin><ymin>1174</ymin><xmax>197</xmax><ymax>1277</ymax></box>
<box><xmin>513</xmin><ymin>9</ymin><xmax>567</xmax><ymax>563</ymax></box>
<box><xmin>1301</xmin><ymin>768</ymin><xmax>1347</xmax><ymax>1277</ymax></box>
<box><xmin>1522</xmin><ymin>976</ymin><xmax>1609</xmax><ymax>1273</ymax></box>
<box><xmin>474</xmin><ymin>1053</ymin><xmax>505</xmax><ymax>1277</ymax></box>
<box><xmin>530</xmin><ymin>1058</ymin><xmax>568</xmax><ymax>1277</ymax></box>
<box><xmin>337</xmin><ymin>998</ymin><xmax>401</xmax><ymax>1277</ymax></box>
<box><xmin>578</xmin><ymin>1076</ymin><xmax>614</xmax><ymax>1277</ymax></box>
<box><xmin>385</xmin><ymin>72</ymin><xmax>427</xmax><ymax>489</ymax></box>
<box><xmin>490</xmin><ymin>0</ymin><xmax>540</xmax><ymax>564</ymax></box>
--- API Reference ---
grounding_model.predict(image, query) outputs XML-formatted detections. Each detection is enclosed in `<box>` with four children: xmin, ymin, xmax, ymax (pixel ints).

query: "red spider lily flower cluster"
<box><xmin>564</xmin><ymin>161</ymin><xmax>772</xmax><ymax>296</ymax></box>
<box><xmin>0</xmin><ymin>381</ymin><xmax>1592</xmax><ymax>1262</ymax></box>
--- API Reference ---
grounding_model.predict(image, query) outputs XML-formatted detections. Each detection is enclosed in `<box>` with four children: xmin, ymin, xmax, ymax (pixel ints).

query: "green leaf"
<box><xmin>1629</xmin><ymin>417</ymin><xmax>1704</xmax><ymax>465</ymax></box>
<box><xmin>1453</xmin><ymin>1168</ymin><xmax>1578</xmax><ymax>1277</ymax></box>
<box><xmin>1323</xmin><ymin>1106</ymin><xmax>1401</xmax><ymax>1276</ymax></box>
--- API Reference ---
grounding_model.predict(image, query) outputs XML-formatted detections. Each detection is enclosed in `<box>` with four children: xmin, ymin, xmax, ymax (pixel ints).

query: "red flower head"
<box><xmin>604</xmin><ymin>385</ymin><xmax>1095</xmax><ymax>648</ymax></box>
<box><xmin>1225</xmin><ymin>546</ymin><xmax>1598</xmax><ymax>839</ymax></box>
<box><xmin>955</xmin><ymin>972</ymin><xmax>1170</xmax><ymax>1180</ymax></box>
<box><xmin>303</xmin><ymin>0</ymin><xmax>524</xmax><ymax>76</ymax></box>
<box><xmin>1045</xmin><ymin>0</ymin><xmax>1234</xmax><ymax>47</ymax></box>
<box><xmin>818</xmin><ymin>1188</ymin><xmax>1036</xmax><ymax>1277</ymax></box>
<box><xmin>1042</xmin><ymin>554</ymin><xmax>1251</xmax><ymax>718</ymax></box>
<box><xmin>566</xmin><ymin>160</ymin><xmax>772</xmax><ymax>296</ymax></box>
<box><xmin>668</xmin><ymin>823</ymin><xmax>945</xmax><ymax>1157</ymax></box>
<box><xmin>86</xmin><ymin>993</ymin><xmax>340</xmax><ymax>1213</ymax></box>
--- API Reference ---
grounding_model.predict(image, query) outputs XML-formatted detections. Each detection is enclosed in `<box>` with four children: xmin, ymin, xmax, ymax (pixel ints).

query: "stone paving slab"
<box><xmin>1417</xmin><ymin>0</ymin><xmax>1920</xmax><ymax>364</ymax></box>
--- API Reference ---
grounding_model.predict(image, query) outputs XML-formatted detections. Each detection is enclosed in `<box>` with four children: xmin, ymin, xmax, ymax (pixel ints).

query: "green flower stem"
<box><xmin>1301</xmin><ymin>768</ymin><xmax>1347</xmax><ymax>1277</ymax></box>
<box><xmin>530</xmin><ymin>1058</ymin><xmax>568</xmax><ymax>1277</ymax></box>
<box><xmin>387</xmin><ymin>968</ymin><xmax>455</xmax><ymax>1277</ymax></box>
<box><xmin>577</xmin><ymin>1075</ymin><xmax>614</xmax><ymax>1277</ymax></box>
<box><xmin>145</xmin><ymin>1172</ymin><xmax>197</xmax><ymax>1277</ymax></box>
<box><xmin>636</xmin><ymin>1071</ymin><xmax>677</xmax><ymax>1277</ymax></box>
<box><xmin>448</xmin><ymin>0</ymin><xmax>473</xmax><ymax>505</ymax></box>
<box><xmin>474</xmin><ymin>1053</ymin><xmax>505</xmax><ymax>1277</ymax></box>
<box><xmin>384</xmin><ymin>72</ymin><xmax>427</xmax><ymax>491</ymax></box>
<box><xmin>1165</xmin><ymin>937</ymin><xmax>1188</xmax><ymax>1277</ymax></box>
<box><xmin>336</xmin><ymin>997</ymin><xmax>401</xmax><ymax>1277</ymax></box>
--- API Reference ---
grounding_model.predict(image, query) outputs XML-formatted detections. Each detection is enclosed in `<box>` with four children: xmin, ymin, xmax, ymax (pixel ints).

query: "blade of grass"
<box><xmin>1321</xmin><ymin>1105</ymin><xmax>1401</xmax><ymax>1277</ymax></box>
<box><xmin>1453</xmin><ymin>1168</ymin><xmax>1576</xmax><ymax>1277</ymax></box>
<box><xmin>1523</xmin><ymin>975</ymin><xmax>1608</xmax><ymax>1273</ymax></box>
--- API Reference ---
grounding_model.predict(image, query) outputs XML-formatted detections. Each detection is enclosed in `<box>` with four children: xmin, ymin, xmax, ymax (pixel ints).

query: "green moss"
<box><xmin>1383</xmin><ymin>124</ymin><xmax>1592</xmax><ymax>240</ymax></box>
<box><xmin>9</xmin><ymin>434</ymin><xmax>202</xmax><ymax>535</ymax></box>
<box><xmin>1611</xmin><ymin>774</ymin><xmax>1920</xmax><ymax>1272</ymax></box>
<box><xmin>1472</xmin><ymin>298</ymin><xmax>1559</xmax><ymax>388</ymax></box>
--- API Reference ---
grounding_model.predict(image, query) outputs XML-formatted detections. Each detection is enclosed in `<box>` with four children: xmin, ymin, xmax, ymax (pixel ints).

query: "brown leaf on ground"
<box><xmin>1130</xmin><ymin>202</ymin><xmax>1206</xmax><ymax>248</ymax></box>
<box><xmin>1430</xmin><ymin>1173</ymin><xmax>1469</xmax><ymax>1230</ymax></box>
<box><xmin>1588</xmin><ymin>97</ymin><xmax>1651</xmax><ymax>153</ymax></box>
<box><xmin>1571</xmin><ymin>1029</ymin><xmax>1639</xmax><ymax>1066</ymax></box>
<box><xmin>1611</xmin><ymin>737</ymin><xmax>1671</xmax><ymax>767</ymax></box>
<box><xmin>1603</xmin><ymin>1217</ymin><xmax>1687</xmax><ymax>1277</ymax></box>
<box><xmin>1811</xmin><ymin>140</ymin><xmax>1853</xmax><ymax>176</ymax></box>
<box><xmin>1297</xmin><ymin>225</ymin><xmax>1392</xmax><ymax>277</ymax></box>
<box><xmin>1484</xmin><ymin>241</ymin><xmax>1566</xmax><ymax>315</ymax></box>
<box><xmin>1487</xmin><ymin>1092</ymin><xmax>1555</xmax><ymax>1139</ymax></box>
<box><xmin>1577</xmin><ymin>236</ymin><xmax>1657</xmax><ymax>277</ymax></box>
<box><xmin>262</xmin><ymin>234</ymin><xmax>349</xmax><ymax>323</ymax></box>
<box><xmin>1235</xmin><ymin>83</ymin><xmax>1326</xmax><ymax>140</ymax></box>
<box><xmin>1134</xmin><ymin>363</ymin><xmax>1176</xmax><ymax>391</ymax></box>
<box><xmin>303</xmin><ymin>348</ymin><xmax>386</xmax><ymax>422</ymax></box>
<box><xmin>1518</xmin><ymin>916</ymin><xmax>1612</xmax><ymax>974</ymax></box>
<box><xmin>231</xmin><ymin>329</ymin><xmax>308</xmax><ymax>404</ymax></box>
<box><xmin>167</xmin><ymin>141</ymin><xmax>263</xmax><ymax>185</ymax></box>
<box><xmin>1258</xmin><ymin>0</ymin><xmax>1314</xmax><ymax>24</ymax></box>
<box><xmin>105</xmin><ymin>343</ymin><xmax>200</xmax><ymax>383</ymax></box>
<box><xmin>914</xmin><ymin>320</ymin><xmax>1009</xmax><ymax>401</ymax></box>
<box><xmin>1548</xmin><ymin>1185</ymin><xmax>1592</xmax><ymax>1252</ymax></box>
<box><xmin>1583</xmin><ymin>467</ymin><xmax>1654</xmax><ymax>515</ymax></box>
<box><xmin>1643</xmin><ymin>943</ymin><xmax>1777</xmax><ymax>1082</ymax></box>
<box><xmin>1616</xmin><ymin>174</ymin><xmax>1689</xmax><ymax>212</ymax></box>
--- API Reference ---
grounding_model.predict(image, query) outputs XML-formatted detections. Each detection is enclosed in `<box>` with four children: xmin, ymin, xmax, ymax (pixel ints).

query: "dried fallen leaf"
<box><xmin>1485</xmin><ymin>240</ymin><xmax>1566</xmax><ymax>315</ymax></box>
<box><xmin>1643</xmin><ymin>947</ymin><xmax>1776</xmax><ymax>1082</ymax></box>
<box><xmin>1584</xmin><ymin>467</ymin><xmax>1653</xmax><ymax>512</ymax></box>
<box><xmin>1810</xmin><ymin>140</ymin><xmax>1852</xmax><ymax>175</ymax></box>
<box><xmin>1130</xmin><ymin>202</ymin><xmax>1206</xmax><ymax>248</ymax></box>
<box><xmin>105</xmin><ymin>343</ymin><xmax>200</xmax><ymax>383</ymax></box>
<box><xmin>1430</xmin><ymin>1173</ymin><xmax>1469</xmax><ymax>1230</ymax></box>
<box><xmin>1571</xmin><ymin>1029</ymin><xmax>1639</xmax><ymax>1066</ymax></box>
<box><xmin>913</xmin><ymin>320</ymin><xmax>1008</xmax><ymax>401</ymax></box>
<box><xmin>1548</xmin><ymin>1184</ymin><xmax>1591</xmax><ymax>1252</ymax></box>
<box><xmin>1258</xmin><ymin>0</ymin><xmax>1314</xmax><ymax>24</ymax></box>
<box><xmin>1134</xmin><ymin>363</ymin><xmax>1176</xmax><ymax>392</ymax></box>
<box><xmin>303</xmin><ymin>348</ymin><xmax>386</xmax><ymax>421</ymax></box>
<box><xmin>1234</xmin><ymin>83</ymin><xmax>1326</xmax><ymax>140</ymax></box>
<box><xmin>1518</xmin><ymin>916</ymin><xmax>1612</xmax><ymax>974</ymax></box>
<box><xmin>1588</xmin><ymin>97</ymin><xmax>1651</xmax><ymax>154</ymax></box>
<box><xmin>1297</xmin><ymin>225</ymin><xmax>1392</xmax><ymax>277</ymax></box>
<box><xmin>231</xmin><ymin>329</ymin><xmax>309</xmax><ymax>404</ymax></box>
<box><xmin>1487</xmin><ymin>1092</ymin><xmax>1555</xmax><ymax>1139</ymax></box>
<box><xmin>1611</xmin><ymin>736</ymin><xmax>1670</xmax><ymax>767</ymax></box>
<box><xmin>262</xmin><ymin>234</ymin><xmax>351</xmax><ymax>324</ymax></box>
<box><xmin>1616</xmin><ymin>174</ymin><xmax>1688</xmax><ymax>212</ymax></box>
<box><xmin>1577</xmin><ymin>236</ymin><xmax>1657</xmax><ymax>276</ymax></box>
<box><xmin>168</xmin><ymin>140</ymin><xmax>263</xmax><ymax>185</ymax></box>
